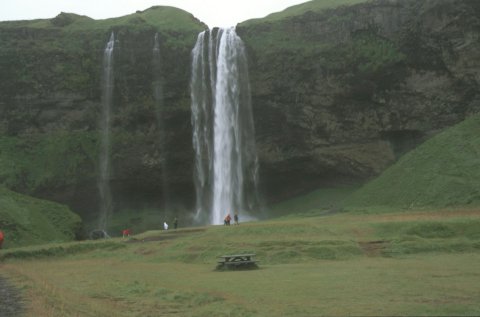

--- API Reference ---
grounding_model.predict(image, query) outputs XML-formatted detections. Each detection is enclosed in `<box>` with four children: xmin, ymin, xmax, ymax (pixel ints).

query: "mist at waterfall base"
<box><xmin>191</xmin><ymin>28</ymin><xmax>261</xmax><ymax>225</ymax></box>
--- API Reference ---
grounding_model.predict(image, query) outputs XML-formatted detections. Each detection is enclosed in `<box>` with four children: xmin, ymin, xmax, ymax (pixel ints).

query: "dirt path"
<box><xmin>0</xmin><ymin>275</ymin><xmax>25</xmax><ymax>317</ymax></box>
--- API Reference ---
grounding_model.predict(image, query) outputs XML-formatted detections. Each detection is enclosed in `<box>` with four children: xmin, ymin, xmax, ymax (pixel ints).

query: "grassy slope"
<box><xmin>2</xmin><ymin>209</ymin><xmax>480</xmax><ymax>316</ymax></box>
<box><xmin>0</xmin><ymin>186</ymin><xmax>81</xmax><ymax>248</ymax></box>
<box><xmin>346</xmin><ymin>113</ymin><xmax>480</xmax><ymax>210</ymax></box>
<box><xmin>241</xmin><ymin>0</ymin><xmax>370</xmax><ymax>25</ymax></box>
<box><xmin>268</xmin><ymin>186</ymin><xmax>358</xmax><ymax>218</ymax></box>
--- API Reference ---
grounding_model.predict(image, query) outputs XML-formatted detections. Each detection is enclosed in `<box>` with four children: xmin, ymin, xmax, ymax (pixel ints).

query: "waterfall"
<box><xmin>191</xmin><ymin>28</ymin><xmax>260</xmax><ymax>225</ymax></box>
<box><xmin>153</xmin><ymin>33</ymin><xmax>169</xmax><ymax>211</ymax></box>
<box><xmin>191</xmin><ymin>30</ymin><xmax>214</xmax><ymax>222</ymax></box>
<box><xmin>98</xmin><ymin>32</ymin><xmax>115</xmax><ymax>231</ymax></box>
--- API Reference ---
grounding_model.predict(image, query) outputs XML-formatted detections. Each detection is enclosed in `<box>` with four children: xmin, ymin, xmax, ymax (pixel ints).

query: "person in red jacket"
<box><xmin>224</xmin><ymin>214</ymin><xmax>231</xmax><ymax>226</ymax></box>
<box><xmin>0</xmin><ymin>230</ymin><xmax>4</xmax><ymax>249</ymax></box>
<box><xmin>122</xmin><ymin>229</ymin><xmax>131</xmax><ymax>238</ymax></box>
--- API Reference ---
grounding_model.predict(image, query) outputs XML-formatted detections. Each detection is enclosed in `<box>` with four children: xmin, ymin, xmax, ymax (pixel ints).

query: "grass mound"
<box><xmin>0</xmin><ymin>186</ymin><xmax>82</xmax><ymax>248</ymax></box>
<box><xmin>346</xmin><ymin>113</ymin><xmax>480</xmax><ymax>210</ymax></box>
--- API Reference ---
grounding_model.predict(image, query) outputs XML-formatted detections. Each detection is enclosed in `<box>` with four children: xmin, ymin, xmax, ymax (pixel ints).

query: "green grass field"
<box><xmin>2</xmin><ymin>208</ymin><xmax>480</xmax><ymax>316</ymax></box>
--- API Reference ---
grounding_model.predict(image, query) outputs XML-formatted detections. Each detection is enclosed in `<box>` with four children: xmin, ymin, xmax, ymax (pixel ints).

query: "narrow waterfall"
<box><xmin>98</xmin><ymin>32</ymin><xmax>115</xmax><ymax>231</ymax></box>
<box><xmin>191</xmin><ymin>28</ymin><xmax>259</xmax><ymax>225</ymax></box>
<box><xmin>153</xmin><ymin>33</ymin><xmax>169</xmax><ymax>211</ymax></box>
<box><xmin>191</xmin><ymin>30</ymin><xmax>214</xmax><ymax>222</ymax></box>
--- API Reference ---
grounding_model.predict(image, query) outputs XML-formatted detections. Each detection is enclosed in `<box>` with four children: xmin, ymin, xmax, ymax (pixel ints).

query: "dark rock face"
<box><xmin>0</xmin><ymin>11</ymin><xmax>202</xmax><ymax>217</ymax></box>
<box><xmin>238</xmin><ymin>0</ymin><xmax>480</xmax><ymax>201</ymax></box>
<box><xmin>0</xmin><ymin>1</ymin><xmax>479</xmax><ymax>217</ymax></box>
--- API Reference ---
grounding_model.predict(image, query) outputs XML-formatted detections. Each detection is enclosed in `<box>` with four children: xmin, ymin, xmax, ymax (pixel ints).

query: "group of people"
<box><xmin>224</xmin><ymin>213</ymin><xmax>239</xmax><ymax>226</ymax></box>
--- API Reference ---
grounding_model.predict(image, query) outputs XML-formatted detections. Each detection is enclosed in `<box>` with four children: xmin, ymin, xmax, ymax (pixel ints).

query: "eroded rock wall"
<box><xmin>238</xmin><ymin>0</ymin><xmax>480</xmax><ymax>200</ymax></box>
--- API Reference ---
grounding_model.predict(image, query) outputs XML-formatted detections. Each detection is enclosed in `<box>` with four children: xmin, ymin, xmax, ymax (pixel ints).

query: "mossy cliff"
<box><xmin>238</xmin><ymin>0</ymin><xmax>480</xmax><ymax>200</ymax></box>
<box><xmin>0</xmin><ymin>0</ymin><xmax>479</xmax><ymax>224</ymax></box>
<box><xmin>0</xmin><ymin>7</ymin><xmax>205</xmax><ymax>220</ymax></box>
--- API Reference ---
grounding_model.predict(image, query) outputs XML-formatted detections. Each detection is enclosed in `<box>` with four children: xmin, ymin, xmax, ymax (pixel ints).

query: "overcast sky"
<box><xmin>0</xmin><ymin>0</ymin><xmax>311</xmax><ymax>28</ymax></box>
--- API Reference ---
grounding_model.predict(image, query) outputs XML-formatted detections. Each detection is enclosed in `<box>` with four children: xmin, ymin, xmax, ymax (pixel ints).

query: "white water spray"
<box><xmin>191</xmin><ymin>28</ymin><xmax>259</xmax><ymax>225</ymax></box>
<box><xmin>98</xmin><ymin>32</ymin><xmax>115</xmax><ymax>231</ymax></box>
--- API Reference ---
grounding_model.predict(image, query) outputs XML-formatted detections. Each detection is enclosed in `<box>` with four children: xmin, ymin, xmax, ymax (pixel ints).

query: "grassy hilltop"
<box><xmin>242</xmin><ymin>0</ymin><xmax>370</xmax><ymax>24</ymax></box>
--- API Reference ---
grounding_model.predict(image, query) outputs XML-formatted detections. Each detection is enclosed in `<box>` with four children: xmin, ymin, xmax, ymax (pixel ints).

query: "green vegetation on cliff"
<box><xmin>0</xmin><ymin>132</ymin><xmax>97</xmax><ymax>193</ymax></box>
<box><xmin>0</xmin><ymin>6</ymin><xmax>204</xmax><ymax>33</ymax></box>
<box><xmin>242</xmin><ymin>0</ymin><xmax>369</xmax><ymax>24</ymax></box>
<box><xmin>346</xmin><ymin>113</ymin><xmax>480</xmax><ymax>209</ymax></box>
<box><xmin>0</xmin><ymin>6</ymin><xmax>201</xmax><ymax>217</ymax></box>
<box><xmin>0</xmin><ymin>6</ymin><xmax>204</xmax><ymax>97</ymax></box>
<box><xmin>0</xmin><ymin>185</ymin><xmax>81</xmax><ymax>248</ymax></box>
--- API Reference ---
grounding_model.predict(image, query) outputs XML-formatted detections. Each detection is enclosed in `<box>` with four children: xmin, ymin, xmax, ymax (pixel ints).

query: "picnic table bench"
<box><xmin>217</xmin><ymin>253</ymin><xmax>258</xmax><ymax>270</ymax></box>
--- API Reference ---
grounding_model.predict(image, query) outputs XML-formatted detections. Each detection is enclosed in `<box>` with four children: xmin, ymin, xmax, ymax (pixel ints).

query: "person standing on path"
<box><xmin>0</xmin><ymin>230</ymin><xmax>4</xmax><ymax>249</ymax></box>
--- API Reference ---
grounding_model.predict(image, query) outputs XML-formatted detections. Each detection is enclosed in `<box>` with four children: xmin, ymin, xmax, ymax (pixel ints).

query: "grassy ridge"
<box><xmin>346</xmin><ymin>113</ymin><xmax>480</xmax><ymax>210</ymax></box>
<box><xmin>0</xmin><ymin>186</ymin><xmax>82</xmax><ymax>248</ymax></box>
<box><xmin>0</xmin><ymin>6</ymin><xmax>204</xmax><ymax>32</ymax></box>
<box><xmin>241</xmin><ymin>0</ymin><xmax>370</xmax><ymax>25</ymax></box>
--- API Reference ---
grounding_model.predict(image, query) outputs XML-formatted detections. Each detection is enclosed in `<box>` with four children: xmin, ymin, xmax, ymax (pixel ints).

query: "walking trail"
<box><xmin>0</xmin><ymin>275</ymin><xmax>25</xmax><ymax>317</ymax></box>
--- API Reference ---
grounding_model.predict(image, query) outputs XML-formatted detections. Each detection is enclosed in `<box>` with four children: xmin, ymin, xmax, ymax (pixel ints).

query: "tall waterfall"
<box><xmin>191</xmin><ymin>28</ymin><xmax>259</xmax><ymax>225</ymax></box>
<box><xmin>98</xmin><ymin>32</ymin><xmax>115</xmax><ymax>231</ymax></box>
<box><xmin>153</xmin><ymin>33</ymin><xmax>169</xmax><ymax>211</ymax></box>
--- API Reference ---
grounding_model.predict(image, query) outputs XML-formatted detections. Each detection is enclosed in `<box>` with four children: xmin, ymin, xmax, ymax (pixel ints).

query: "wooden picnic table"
<box><xmin>217</xmin><ymin>253</ymin><xmax>258</xmax><ymax>269</ymax></box>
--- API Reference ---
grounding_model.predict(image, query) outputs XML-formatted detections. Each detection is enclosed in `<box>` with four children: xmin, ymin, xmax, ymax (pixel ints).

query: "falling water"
<box><xmin>191</xmin><ymin>28</ymin><xmax>259</xmax><ymax>225</ymax></box>
<box><xmin>98</xmin><ymin>32</ymin><xmax>115</xmax><ymax>231</ymax></box>
<box><xmin>153</xmin><ymin>33</ymin><xmax>170</xmax><ymax>211</ymax></box>
<box><xmin>191</xmin><ymin>30</ymin><xmax>214</xmax><ymax>222</ymax></box>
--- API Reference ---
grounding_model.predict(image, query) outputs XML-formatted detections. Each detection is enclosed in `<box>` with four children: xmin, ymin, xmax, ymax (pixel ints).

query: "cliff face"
<box><xmin>238</xmin><ymin>0</ymin><xmax>480</xmax><ymax>200</ymax></box>
<box><xmin>0</xmin><ymin>8</ymin><xmax>204</xmax><ymax>216</ymax></box>
<box><xmin>0</xmin><ymin>1</ymin><xmax>479</xmax><ymax>219</ymax></box>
